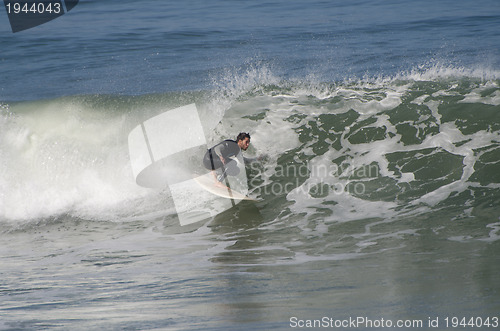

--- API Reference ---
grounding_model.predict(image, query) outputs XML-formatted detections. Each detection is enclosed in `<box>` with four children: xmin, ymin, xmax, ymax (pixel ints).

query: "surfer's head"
<box><xmin>236</xmin><ymin>132</ymin><xmax>250</xmax><ymax>151</ymax></box>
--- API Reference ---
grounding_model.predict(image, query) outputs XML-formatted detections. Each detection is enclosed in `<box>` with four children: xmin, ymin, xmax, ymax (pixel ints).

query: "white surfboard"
<box><xmin>193</xmin><ymin>173</ymin><xmax>255</xmax><ymax>201</ymax></box>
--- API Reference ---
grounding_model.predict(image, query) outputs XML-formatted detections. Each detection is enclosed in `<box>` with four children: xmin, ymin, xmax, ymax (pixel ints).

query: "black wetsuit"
<box><xmin>203</xmin><ymin>139</ymin><xmax>241</xmax><ymax>171</ymax></box>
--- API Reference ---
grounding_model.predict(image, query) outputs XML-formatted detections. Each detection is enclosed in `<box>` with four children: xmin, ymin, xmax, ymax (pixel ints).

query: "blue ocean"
<box><xmin>1</xmin><ymin>0</ymin><xmax>500</xmax><ymax>330</ymax></box>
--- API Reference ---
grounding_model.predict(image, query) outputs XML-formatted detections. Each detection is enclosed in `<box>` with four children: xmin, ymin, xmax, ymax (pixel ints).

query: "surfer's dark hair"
<box><xmin>236</xmin><ymin>132</ymin><xmax>250</xmax><ymax>142</ymax></box>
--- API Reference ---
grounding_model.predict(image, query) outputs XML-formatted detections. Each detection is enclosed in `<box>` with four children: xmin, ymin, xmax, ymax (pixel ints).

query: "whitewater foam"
<box><xmin>0</xmin><ymin>99</ymin><xmax>154</xmax><ymax>223</ymax></box>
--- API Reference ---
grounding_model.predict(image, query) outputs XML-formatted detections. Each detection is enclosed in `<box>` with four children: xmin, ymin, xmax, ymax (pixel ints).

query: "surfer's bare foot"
<box><xmin>214</xmin><ymin>181</ymin><xmax>228</xmax><ymax>189</ymax></box>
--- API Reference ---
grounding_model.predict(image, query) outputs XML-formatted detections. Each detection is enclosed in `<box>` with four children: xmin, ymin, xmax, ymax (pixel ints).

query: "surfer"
<box><xmin>203</xmin><ymin>132</ymin><xmax>251</xmax><ymax>182</ymax></box>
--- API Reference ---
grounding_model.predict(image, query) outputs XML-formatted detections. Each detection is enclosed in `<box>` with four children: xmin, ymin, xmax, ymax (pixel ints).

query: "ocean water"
<box><xmin>1</xmin><ymin>0</ymin><xmax>500</xmax><ymax>330</ymax></box>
